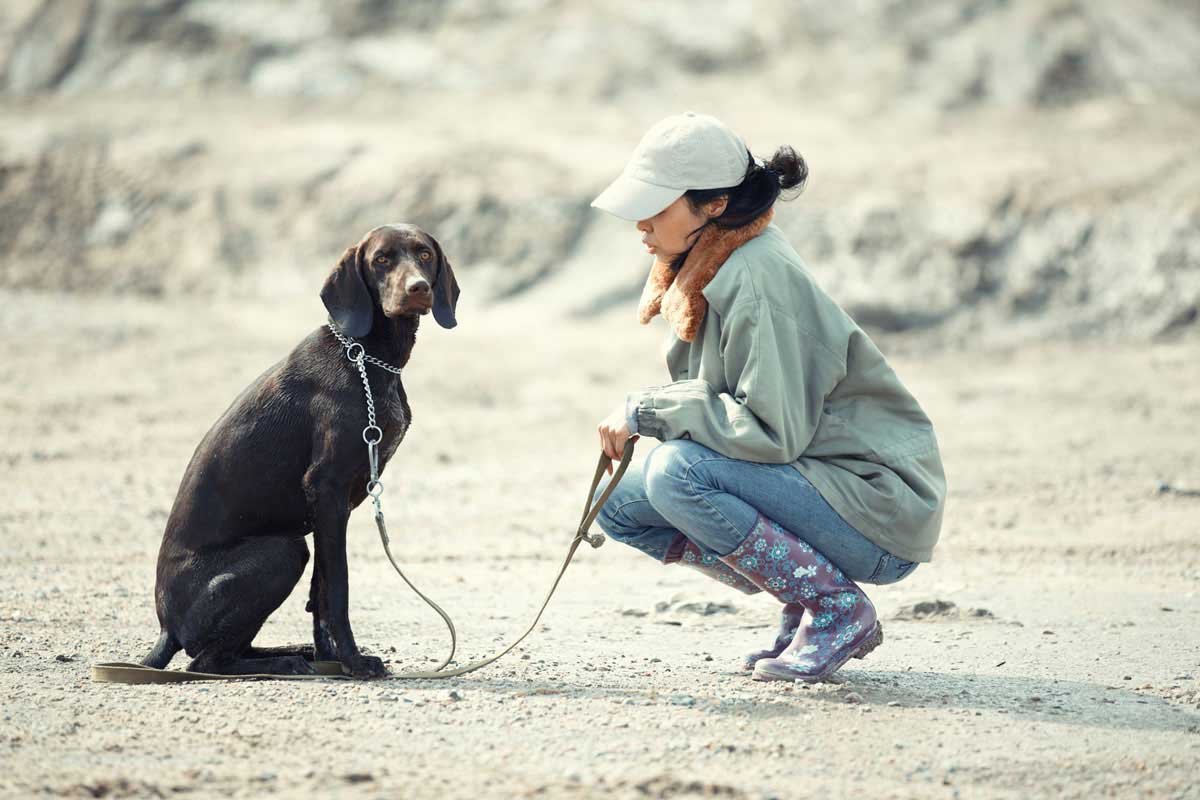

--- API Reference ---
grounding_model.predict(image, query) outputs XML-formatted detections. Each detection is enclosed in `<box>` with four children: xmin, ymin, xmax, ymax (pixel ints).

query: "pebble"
<box><xmin>844</xmin><ymin>692</ymin><xmax>864</xmax><ymax>704</ymax></box>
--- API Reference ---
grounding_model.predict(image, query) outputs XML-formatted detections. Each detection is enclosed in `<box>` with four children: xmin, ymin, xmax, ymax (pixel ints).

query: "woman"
<box><xmin>590</xmin><ymin>112</ymin><xmax>947</xmax><ymax>682</ymax></box>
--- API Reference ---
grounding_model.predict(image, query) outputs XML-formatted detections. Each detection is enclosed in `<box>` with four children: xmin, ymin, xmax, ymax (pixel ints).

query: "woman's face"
<box><xmin>637</xmin><ymin>195</ymin><xmax>727</xmax><ymax>259</ymax></box>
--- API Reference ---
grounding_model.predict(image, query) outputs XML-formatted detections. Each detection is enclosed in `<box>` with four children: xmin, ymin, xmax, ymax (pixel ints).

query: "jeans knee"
<box><xmin>643</xmin><ymin>439</ymin><xmax>718</xmax><ymax>514</ymax></box>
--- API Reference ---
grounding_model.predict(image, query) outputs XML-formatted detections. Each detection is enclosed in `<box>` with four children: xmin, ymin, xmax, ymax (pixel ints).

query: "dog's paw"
<box><xmin>345</xmin><ymin>653</ymin><xmax>387</xmax><ymax>679</ymax></box>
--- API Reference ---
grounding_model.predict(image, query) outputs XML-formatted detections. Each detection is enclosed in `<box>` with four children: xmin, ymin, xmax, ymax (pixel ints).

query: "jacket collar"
<box><xmin>636</xmin><ymin>208</ymin><xmax>774</xmax><ymax>342</ymax></box>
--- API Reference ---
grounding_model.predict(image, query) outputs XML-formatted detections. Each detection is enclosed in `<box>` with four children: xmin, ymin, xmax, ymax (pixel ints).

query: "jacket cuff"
<box><xmin>635</xmin><ymin>397</ymin><xmax>666</xmax><ymax>439</ymax></box>
<box><xmin>624</xmin><ymin>391</ymin><xmax>643</xmax><ymax>436</ymax></box>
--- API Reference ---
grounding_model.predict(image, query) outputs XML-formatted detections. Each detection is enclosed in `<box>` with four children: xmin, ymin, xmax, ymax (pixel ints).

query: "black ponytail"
<box><xmin>670</xmin><ymin>145</ymin><xmax>808</xmax><ymax>270</ymax></box>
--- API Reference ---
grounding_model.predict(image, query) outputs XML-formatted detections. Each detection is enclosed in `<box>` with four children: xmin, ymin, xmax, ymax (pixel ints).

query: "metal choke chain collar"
<box><xmin>326</xmin><ymin>319</ymin><xmax>403</xmax><ymax>520</ymax></box>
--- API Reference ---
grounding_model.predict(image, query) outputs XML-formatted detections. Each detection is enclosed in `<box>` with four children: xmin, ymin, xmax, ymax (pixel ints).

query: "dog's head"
<box><xmin>321</xmin><ymin>224</ymin><xmax>460</xmax><ymax>337</ymax></box>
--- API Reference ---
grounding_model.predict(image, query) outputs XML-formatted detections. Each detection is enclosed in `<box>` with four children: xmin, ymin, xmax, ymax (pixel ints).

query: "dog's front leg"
<box><xmin>306</xmin><ymin>562</ymin><xmax>337</xmax><ymax>661</ymax></box>
<box><xmin>309</xmin><ymin>484</ymin><xmax>386</xmax><ymax>678</ymax></box>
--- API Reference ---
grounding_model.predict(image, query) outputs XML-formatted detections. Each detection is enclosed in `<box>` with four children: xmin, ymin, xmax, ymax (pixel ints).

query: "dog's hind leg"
<box><xmin>242</xmin><ymin>643</ymin><xmax>318</xmax><ymax>661</ymax></box>
<box><xmin>179</xmin><ymin>535</ymin><xmax>314</xmax><ymax>676</ymax></box>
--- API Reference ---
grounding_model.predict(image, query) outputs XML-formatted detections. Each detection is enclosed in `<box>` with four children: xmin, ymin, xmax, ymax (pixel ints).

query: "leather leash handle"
<box><xmin>577</xmin><ymin>441</ymin><xmax>636</xmax><ymax>548</ymax></box>
<box><xmin>91</xmin><ymin>659</ymin><xmax>350</xmax><ymax>683</ymax></box>
<box><xmin>92</xmin><ymin>443</ymin><xmax>636</xmax><ymax>685</ymax></box>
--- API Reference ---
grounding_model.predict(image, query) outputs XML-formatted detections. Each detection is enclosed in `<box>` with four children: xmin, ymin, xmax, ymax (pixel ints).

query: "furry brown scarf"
<box><xmin>636</xmin><ymin>208</ymin><xmax>774</xmax><ymax>341</ymax></box>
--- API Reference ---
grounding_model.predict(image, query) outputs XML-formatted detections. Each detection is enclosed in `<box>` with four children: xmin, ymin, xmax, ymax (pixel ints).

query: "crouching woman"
<box><xmin>590</xmin><ymin>112</ymin><xmax>947</xmax><ymax>682</ymax></box>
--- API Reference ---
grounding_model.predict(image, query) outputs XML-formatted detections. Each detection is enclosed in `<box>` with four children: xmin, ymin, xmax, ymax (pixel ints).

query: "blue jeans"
<box><xmin>594</xmin><ymin>440</ymin><xmax>918</xmax><ymax>585</ymax></box>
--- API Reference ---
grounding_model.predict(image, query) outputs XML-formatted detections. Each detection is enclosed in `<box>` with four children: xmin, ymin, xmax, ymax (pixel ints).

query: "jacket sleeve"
<box><xmin>632</xmin><ymin>300</ymin><xmax>845</xmax><ymax>463</ymax></box>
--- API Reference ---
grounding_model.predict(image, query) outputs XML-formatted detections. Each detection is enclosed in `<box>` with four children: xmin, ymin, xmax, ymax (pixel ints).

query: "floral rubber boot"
<box><xmin>663</xmin><ymin>534</ymin><xmax>760</xmax><ymax>595</ymax></box>
<box><xmin>741</xmin><ymin>603</ymin><xmax>805</xmax><ymax>671</ymax></box>
<box><xmin>720</xmin><ymin>513</ymin><xmax>883</xmax><ymax>682</ymax></box>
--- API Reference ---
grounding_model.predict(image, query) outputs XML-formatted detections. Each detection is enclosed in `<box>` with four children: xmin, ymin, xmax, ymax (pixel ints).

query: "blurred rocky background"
<box><xmin>2</xmin><ymin>0</ymin><xmax>1199</xmax><ymax>343</ymax></box>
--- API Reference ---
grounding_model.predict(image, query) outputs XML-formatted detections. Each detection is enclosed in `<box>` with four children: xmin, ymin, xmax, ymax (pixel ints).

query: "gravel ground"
<box><xmin>2</xmin><ymin>291</ymin><xmax>1198</xmax><ymax>799</ymax></box>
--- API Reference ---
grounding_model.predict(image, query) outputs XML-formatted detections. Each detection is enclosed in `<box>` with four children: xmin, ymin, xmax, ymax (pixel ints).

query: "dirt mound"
<box><xmin>1</xmin><ymin>0</ymin><xmax>1197</xmax><ymax>340</ymax></box>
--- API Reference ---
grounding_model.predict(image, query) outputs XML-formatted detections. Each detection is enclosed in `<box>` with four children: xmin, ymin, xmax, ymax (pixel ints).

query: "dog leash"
<box><xmin>91</xmin><ymin>324</ymin><xmax>633</xmax><ymax>684</ymax></box>
<box><xmin>91</xmin><ymin>447</ymin><xmax>632</xmax><ymax>684</ymax></box>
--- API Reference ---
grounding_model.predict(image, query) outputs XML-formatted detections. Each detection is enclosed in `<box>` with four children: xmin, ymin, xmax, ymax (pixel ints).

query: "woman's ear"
<box><xmin>431</xmin><ymin>239</ymin><xmax>460</xmax><ymax>330</ymax></box>
<box><xmin>704</xmin><ymin>196</ymin><xmax>729</xmax><ymax>219</ymax></box>
<box><xmin>320</xmin><ymin>244</ymin><xmax>374</xmax><ymax>337</ymax></box>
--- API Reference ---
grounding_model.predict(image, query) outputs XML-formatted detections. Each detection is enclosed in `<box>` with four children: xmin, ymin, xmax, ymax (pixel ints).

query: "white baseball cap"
<box><xmin>591</xmin><ymin>111</ymin><xmax>750</xmax><ymax>221</ymax></box>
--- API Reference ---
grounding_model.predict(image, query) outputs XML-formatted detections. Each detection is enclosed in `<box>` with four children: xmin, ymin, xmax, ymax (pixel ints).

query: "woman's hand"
<box><xmin>598</xmin><ymin>403</ymin><xmax>638</xmax><ymax>474</ymax></box>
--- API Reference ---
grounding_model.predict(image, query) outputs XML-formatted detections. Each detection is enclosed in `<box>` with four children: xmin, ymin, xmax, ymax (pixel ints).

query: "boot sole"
<box><xmin>852</xmin><ymin>620</ymin><xmax>882</xmax><ymax>659</ymax></box>
<box><xmin>752</xmin><ymin>621</ymin><xmax>883</xmax><ymax>683</ymax></box>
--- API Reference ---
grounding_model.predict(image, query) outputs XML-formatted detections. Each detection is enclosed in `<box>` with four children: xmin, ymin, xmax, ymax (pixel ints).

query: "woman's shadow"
<box><xmin>715</xmin><ymin>667</ymin><xmax>1199</xmax><ymax>733</ymax></box>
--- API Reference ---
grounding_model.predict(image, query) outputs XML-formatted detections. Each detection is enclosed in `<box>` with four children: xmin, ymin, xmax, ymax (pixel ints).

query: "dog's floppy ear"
<box><xmin>431</xmin><ymin>238</ymin><xmax>460</xmax><ymax>330</ymax></box>
<box><xmin>321</xmin><ymin>244</ymin><xmax>373</xmax><ymax>337</ymax></box>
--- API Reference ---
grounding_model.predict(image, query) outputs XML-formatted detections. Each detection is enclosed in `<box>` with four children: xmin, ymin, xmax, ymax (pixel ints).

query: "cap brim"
<box><xmin>590</xmin><ymin>173</ymin><xmax>683</xmax><ymax>222</ymax></box>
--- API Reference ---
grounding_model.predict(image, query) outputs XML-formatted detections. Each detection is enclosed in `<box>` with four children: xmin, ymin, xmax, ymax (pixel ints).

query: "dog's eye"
<box><xmin>374</xmin><ymin>255</ymin><xmax>390</xmax><ymax>265</ymax></box>
<box><xmin>419</xmin><ymin>250</ymin><xmax>432</xmax><ymax>262</ymax></box>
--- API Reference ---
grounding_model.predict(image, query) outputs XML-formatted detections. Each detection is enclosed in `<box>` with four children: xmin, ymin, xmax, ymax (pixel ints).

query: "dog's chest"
<box><xmin>382</xmin><ymin>381</ymin><xmax>410</xmax><ymax>458</ymax></box>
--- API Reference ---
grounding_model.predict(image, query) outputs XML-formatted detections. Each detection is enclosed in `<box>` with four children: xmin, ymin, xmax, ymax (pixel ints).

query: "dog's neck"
<box><xmin>360</xmin><ymin>312</ymin><xmax>420</xmax><ymax>370</ymax></box>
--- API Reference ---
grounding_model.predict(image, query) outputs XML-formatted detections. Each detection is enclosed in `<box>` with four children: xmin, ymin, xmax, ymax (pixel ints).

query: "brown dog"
<box><xmin>141</xmin><ymin>224</ymin><xmax>459</xmax><ymax>677</ymax></box>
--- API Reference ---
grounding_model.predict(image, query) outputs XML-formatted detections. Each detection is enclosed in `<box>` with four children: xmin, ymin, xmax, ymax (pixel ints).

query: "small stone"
<box><xmin>844</xmin><ymin>692</ymin><xmax>864</xmax><ymax>704</ymax></box>
<box><xmin>448</xmin><ymin>690</ymin><xmax>461</xmax><ymax>701</ymax></box>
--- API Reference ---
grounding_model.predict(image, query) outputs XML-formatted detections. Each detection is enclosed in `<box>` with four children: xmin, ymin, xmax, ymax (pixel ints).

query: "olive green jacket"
<box><xmin>630</xmin><ymin>223</ymin><xmax>946</xmax><ymax>563</ymax></box>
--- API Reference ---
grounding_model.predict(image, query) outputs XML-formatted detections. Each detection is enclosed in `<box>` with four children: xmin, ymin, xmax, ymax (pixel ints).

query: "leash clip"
<box><xmin>579</xmin><ymin>531</ymin><xmax>606</xmax><ymax>549</ymax></box>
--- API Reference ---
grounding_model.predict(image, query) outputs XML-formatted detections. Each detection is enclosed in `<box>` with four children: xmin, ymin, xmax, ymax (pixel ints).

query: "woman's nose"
<box><xmin>636</xmin><ymin>219</ymin><xmax>651</xmax><ymax>233</ymax></box>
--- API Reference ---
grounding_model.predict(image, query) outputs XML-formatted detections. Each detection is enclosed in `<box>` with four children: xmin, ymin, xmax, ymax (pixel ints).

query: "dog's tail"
<box><xmin>141</xmin><ymin>629</ymin><xmax>182</xmax><ymax>669</ymax></box>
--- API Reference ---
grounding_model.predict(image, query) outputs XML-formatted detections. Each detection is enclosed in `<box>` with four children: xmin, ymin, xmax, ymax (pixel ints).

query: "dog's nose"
<box><xmin>406</xmin><ymin>279</ymin><xmax>431</xmax><ymax>297</ymax></box>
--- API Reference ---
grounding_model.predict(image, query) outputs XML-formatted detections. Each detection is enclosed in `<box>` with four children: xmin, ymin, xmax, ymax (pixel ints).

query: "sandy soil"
<box><xmin>1</xmin><ymin>290</ymin><xmax>1198</xmax><ymax>799</ymax></box>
